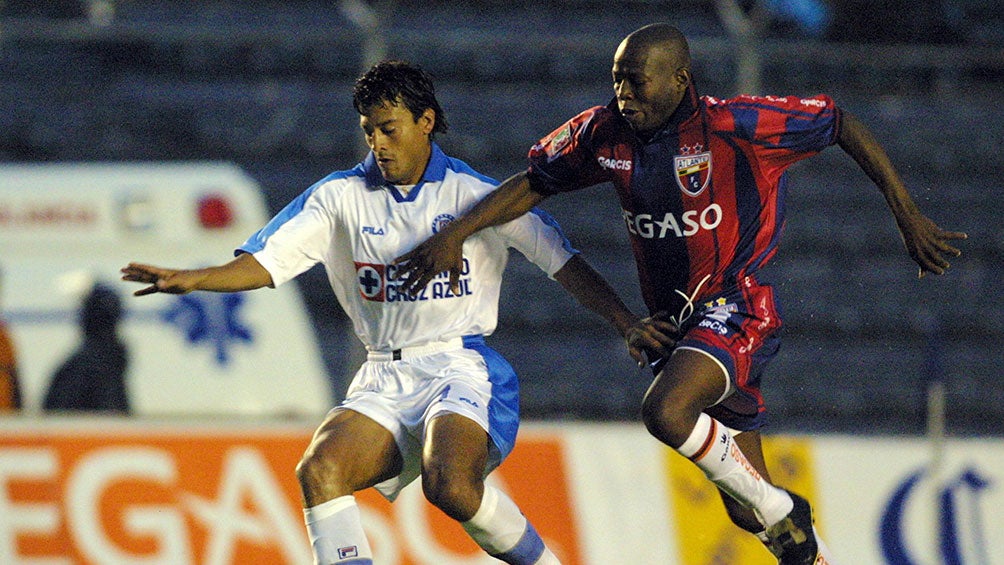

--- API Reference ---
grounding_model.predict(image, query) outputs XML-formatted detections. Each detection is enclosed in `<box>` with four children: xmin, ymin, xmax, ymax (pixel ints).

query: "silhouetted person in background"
<box><xmin>1</xmin><ymin>267</ymin><xmax>23</xmax><ymax>413</ymax></box>
<box><xmin>44</xmin><ymin>283</ymin><xmax>130</xmax><ymax>413</ymax></box>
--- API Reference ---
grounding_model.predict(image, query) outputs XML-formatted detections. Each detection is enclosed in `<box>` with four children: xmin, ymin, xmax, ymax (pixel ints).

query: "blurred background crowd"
<box><xmin>1</xmin><ymin>0</ymin><xmax>1000</xmax><ymax>435</ymax></box>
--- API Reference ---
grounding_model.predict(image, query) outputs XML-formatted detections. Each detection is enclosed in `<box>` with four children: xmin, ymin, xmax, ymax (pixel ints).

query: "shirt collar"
<box><xmin>362</xmin><ymin>142</ymin><xmax>448</xmax><ymax>190</ymax></box>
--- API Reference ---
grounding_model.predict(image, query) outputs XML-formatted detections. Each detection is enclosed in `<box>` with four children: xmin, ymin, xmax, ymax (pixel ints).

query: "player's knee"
<box><xmin>421</xmin><ymin>463</ymin><xmax>481</xmax><ymax>521</ymax></box>
<box><xmin>296</xmin><ymin>446</ymin><xmax>349</xmax><ymax>501</ymax></box>
<box><xmin>641</xmin><ymin>392</ymin><xmax>695</xmax><ymax>447</ymax></box>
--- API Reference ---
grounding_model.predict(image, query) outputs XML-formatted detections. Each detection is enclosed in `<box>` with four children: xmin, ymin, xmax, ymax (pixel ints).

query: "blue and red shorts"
<box><xmin>652</xmin><ymin>275</ymin><xmax>782</xmax><ymax>432</ymax></box>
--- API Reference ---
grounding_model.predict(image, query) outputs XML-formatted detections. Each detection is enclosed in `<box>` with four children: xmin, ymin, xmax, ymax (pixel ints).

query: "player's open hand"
<box><xmin>624</xmin><ymin>311</ymin><xmax>681</xmax><ymax>367</ymax></box>
<box><xmin>120</xmin><ymin>263</ymin><xmax>199</xmax><ymax>296</ymax></box>
<box><xmin>898</xmin><ymin>213</ymin><xmax>967</xmax><ymax>278</ymax></box>
<box><xmin>392</xmin><ymin>231</ymin><xmax>465</xmax><ymax>296</ymax></box>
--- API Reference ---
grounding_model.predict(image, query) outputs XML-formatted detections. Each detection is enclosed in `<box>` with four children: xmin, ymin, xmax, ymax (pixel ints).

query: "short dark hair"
<box><xmin>352</xmin><ymin>59</ymin><xmax>448</xmax><ymax>136</ymax></box>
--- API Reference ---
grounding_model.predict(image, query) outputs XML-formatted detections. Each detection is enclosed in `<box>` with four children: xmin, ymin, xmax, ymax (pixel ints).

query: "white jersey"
<box><xmin>238</xmin><ymin>144</ymin><xmax>576</xmax><ymax>351</ymax></box>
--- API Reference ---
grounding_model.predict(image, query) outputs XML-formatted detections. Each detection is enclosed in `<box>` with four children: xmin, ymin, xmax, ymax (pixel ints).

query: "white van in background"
<box><xmin>0</xmin><ymin>162</ymin><xmax>332</xmax><ymax>417</ymax></box>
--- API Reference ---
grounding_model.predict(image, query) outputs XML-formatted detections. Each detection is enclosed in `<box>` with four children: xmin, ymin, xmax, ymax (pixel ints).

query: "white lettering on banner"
<box><xmin>180</xmin><ymin>449</ymin><xmax>309</xmax><ymax>565</ymax></box>
<box><xmin>358</xmin><ymin>507</ymin><xmax>401</xmax><ymax>565</ymax></box>
<box><xmin>0</xmin><ymin>449</ymin><xmax>70</xmax><ymax>565</ymax></box>
<box><xmin>622</xmin><ymin>203</ymin><xmax>723</xmax><ymax>239</ymax></box>
<box><xmin>66</xmin><ymin>447</ymin><xmax>189</xmax><ymax>564</ymax></box>
<box><xmin>0</xmin><ymin>446</ymin><xmax>311</xmax><ymax>564</ymax></box>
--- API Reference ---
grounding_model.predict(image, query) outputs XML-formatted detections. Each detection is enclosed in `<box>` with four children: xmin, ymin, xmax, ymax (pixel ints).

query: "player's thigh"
<box><xmin>422</xmin><ymin>412</ymin><xmax>490</xmax><ymax>485</ymax></box>
<box><xmin>303</xmin><ymin>408</ymin><xmax>404</xmax><ymax>491</ymax></box>
<box><xmin>646</xmin><ymin>348</ymin><xmax>731</xmax><ymax>412</ymax></box>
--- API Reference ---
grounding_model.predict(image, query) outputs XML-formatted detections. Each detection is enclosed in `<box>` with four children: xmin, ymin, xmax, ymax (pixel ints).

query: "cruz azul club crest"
<box><xmin>674</xmin><ymin>150</ymin><xmax>712</xmax><ymax>196</ymax></box>
<box><xmin>432</xmin><ymin>213</ymin><xmax>455</xmax><ymax>234</ymax></box>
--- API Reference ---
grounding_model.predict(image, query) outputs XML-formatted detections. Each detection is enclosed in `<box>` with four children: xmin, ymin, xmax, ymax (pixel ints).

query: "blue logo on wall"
<box><xmin>161</xmin><ymin>293</ymin><xmax>253</xmax><ymax>365</ymax></box>
<box><xmin>880</xmin><ymin>466</ymin><xmax>992</xmax><ymax>564</ymax></box>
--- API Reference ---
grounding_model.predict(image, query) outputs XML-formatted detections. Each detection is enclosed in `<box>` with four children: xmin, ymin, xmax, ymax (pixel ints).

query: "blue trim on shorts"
<box><xmin>462</xmin><ymin>335</ymin><xmax>519</xmax><ymax>460</ymax></box>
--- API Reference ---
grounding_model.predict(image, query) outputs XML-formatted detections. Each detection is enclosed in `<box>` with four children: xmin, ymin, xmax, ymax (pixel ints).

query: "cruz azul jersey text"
<box><xmin>528</xmin><ymin>86</ymin><xmax>840</xmax><ymax>316</ymax></box>
<box><xmin>239</xmin><ymin>144</ymin><xmax>575</xmax><ymax>351</ymax></box>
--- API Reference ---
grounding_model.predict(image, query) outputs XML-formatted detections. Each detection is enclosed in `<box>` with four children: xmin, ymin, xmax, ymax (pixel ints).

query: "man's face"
<box><xmin>360</xmin><ymin>100</ymin><xmax>434</xmax><ymax>185</ymax></box>
<box><xmin>612</xmin><ymin>41</ymin><xmax>688</xmax><ymax>139</ymax></box>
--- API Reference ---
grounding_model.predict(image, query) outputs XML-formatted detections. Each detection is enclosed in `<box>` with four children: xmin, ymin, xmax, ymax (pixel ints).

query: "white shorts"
<box><xmin>334</xmin><ymin>335</ymin><xmax>519</xmax><ymax>501</ymax></box>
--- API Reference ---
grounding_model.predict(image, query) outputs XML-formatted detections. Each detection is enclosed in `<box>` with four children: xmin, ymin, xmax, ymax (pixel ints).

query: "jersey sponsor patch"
<box><xmin>544</xmin><ymin>124</ymin><xmax>572</xmax><ymax>162</ymax></box>
<box><xmin>355</xmin><ymin>259</ymin><xmax>474</xmax><ymax>303</ymax></box>
<box><xmin>674</xmin><ymin>151</ymin><xmax>712</xmax><ymax>196</ymax></box>
<box><xmin>355</xmin><ymin>262</ymin><xmax>385</xmax><ymax>301</ymax></box>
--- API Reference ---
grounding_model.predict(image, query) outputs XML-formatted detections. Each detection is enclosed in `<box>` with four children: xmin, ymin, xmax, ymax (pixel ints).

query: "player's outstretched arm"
<box><xmin>837</xmin><ymin>110</ymin><xmax>968</xmax><ymax>277</ymax></box>
<box><xmin>120</xmin><ymin>253</ymin><xmax>274</xmax><ymax>296</ymax></box>
<box><xmin>554</xmin><ymin>254</ymin><xmax>679</xmax><ymax>366</ymax></box>
<box><xmin>394</xmin><ymin>170</ymin><xmax>546</xmax><ymax>295</ymax></box>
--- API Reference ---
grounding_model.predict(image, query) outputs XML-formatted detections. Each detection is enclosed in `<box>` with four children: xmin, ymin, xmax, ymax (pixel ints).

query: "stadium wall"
<box><xmin>1</xmin><ymin>418</ymin><xmax>1000</xmax><ymax>564</ymax></box>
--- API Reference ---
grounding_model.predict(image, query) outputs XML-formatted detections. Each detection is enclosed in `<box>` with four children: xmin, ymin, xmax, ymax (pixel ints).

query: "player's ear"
<box><xmin>675</xmin><ymin>66</ymin><xmax>691</xmax><ymax>88</ymax></box>
<box><xmin>419</xmin><ymin>108</ymin><xmax>436</xmax><ymax>135</ymax></box>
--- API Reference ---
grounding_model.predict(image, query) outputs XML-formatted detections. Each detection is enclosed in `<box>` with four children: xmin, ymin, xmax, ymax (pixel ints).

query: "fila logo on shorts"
<box><xmin>337</xmin><ymin>545</ymin><xmax>359</xmax><ymax>559</ymax></box>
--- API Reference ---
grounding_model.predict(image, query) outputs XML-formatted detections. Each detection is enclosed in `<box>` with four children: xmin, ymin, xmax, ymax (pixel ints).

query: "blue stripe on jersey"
<box><xmin>779</xmin><ymin>112</ymin><xmax>838</xmax><ymax>153</ymax></box>
<box><xmin>528</xmin><ymin>207</ymin><xmax>580</xmax><ymax>255</ymax></box>
<box><xmin>730</xmin><ymin>100</ymin><xmax>837</xmax><ymax>152</ymax></box>
<box><xmin>729</xmin><ymin>99</ymin><xmax>827</xmax><ymax>120</ymax></box>
<box><xmin>722</xmin><ymin>112</ymin><xmax>764</xmax><ymax>285</ymax></box>
<box><xmin>462</xmin><ymin>335</ymin><xmax>519</xmax><ymax>460</ymax></box>
<box><xmin>237</xmin><ymin>165</ymin><xmax>365</xmax><ymax>255</ymax></box>
<box><xmin>442</xmin><ymin>154</ymin><xmax>500</xmax><ymax>186</ymax></box>
<box><xmin>633</xmin><ymin>138</ymin><xmax>691</xmax><ymax>313</ymax></box>
<box><xmin>751</xmin><ymin>173</ymin><xmax>787</xmax><ymax>274</ymax></box>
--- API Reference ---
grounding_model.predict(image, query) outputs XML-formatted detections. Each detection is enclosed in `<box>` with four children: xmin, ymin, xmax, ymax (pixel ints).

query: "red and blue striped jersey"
<box><xmin>527</xmin><ymin>84</ymin><xmax>841</xmax><ymax>316</ymax></box>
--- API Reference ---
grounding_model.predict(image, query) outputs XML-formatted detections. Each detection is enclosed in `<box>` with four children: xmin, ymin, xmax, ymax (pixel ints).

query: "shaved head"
<box><xmin>612</xmin><ymin>23</ymin><xmax>693</xmax><ymax>139</ymax></box>
<box><xmin>618</xmin><ymin>23</ymin><xmax>691</xmax><ymax>70</ymax></box>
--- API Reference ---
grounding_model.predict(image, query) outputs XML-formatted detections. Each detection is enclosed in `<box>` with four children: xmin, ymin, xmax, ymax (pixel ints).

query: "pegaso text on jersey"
<box><xmin>622</xmin><ymin>203</ymin><xmax>723</xmax><ymax>239</ymax></box>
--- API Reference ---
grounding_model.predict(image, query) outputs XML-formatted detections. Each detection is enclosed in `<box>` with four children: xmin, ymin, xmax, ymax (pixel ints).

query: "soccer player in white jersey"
<box><xmin>122</xmin><ymin>60</ymin><xmax>653</xmax><ymax>565</ymax></box>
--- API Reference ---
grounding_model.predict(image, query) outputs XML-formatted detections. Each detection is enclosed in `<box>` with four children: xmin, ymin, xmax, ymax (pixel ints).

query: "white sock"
<box><xmin>461</xmin><ymin>486</ymin><xmax>559</xmax><ymax>564</ymax></box>
<box><xmin>677</xmin><ymin>413</ymin><xmax>793</xmax><ymax>527</ymax></box>
<box><xmin>815</xmin><ymin>529</ymin><xmax>838</xmax><ymax>564</ymax></box>
<box><xmin>303</xmin><ymin>495</ymin><xmax>373</xmax><ymax>564</ymax></box>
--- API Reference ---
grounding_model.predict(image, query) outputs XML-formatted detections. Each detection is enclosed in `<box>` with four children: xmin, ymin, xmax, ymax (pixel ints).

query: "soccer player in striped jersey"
<box><xmin>394</xmin><ymin>24</ymin><xmax>967</xmax><ymax>565</ymax></box>
<box><xmin>122</xmin><ymin>60</ymin><xmax>647</xmax><ymax>565</ymax></box>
